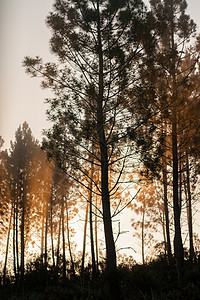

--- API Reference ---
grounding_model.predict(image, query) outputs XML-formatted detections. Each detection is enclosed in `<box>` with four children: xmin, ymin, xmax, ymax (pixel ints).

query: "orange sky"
<box><xmin>0</xmin><ymin>0</ymin><xmax>200</xmax><ymax>150</ymax></box>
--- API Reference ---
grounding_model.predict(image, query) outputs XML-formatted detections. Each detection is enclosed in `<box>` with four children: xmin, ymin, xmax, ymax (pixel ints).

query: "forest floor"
<box><xmin>1</xmin><ymin>256</ymin><xmax>200</xmax><ymax>300</ymax></box>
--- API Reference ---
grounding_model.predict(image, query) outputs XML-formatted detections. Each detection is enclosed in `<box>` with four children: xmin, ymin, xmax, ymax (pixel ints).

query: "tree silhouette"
<box><xmin>9</xmin><ymin>122</ymin><xmax>42</xmax><ymax>284</ymax></box>
<box><xmin>23</xmin><ymin>0</ymin><xmax>151</xmax><ymax>275</ymax></box>
<box><xmin>128</xmin><ymin>0</ymin><xmax>199</xmax><ymax>272</ymax></box>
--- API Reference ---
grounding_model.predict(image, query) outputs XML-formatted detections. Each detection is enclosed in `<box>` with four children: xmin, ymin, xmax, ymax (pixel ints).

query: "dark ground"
<box><xmin>1</xmin><ymin>256</ymin><xmax>200</xmax><ymax>300</ymax></box>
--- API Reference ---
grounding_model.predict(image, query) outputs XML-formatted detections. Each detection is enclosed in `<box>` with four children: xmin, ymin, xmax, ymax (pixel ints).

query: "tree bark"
<box><xmin>89</xmin><ymin>160</ymin><xmax>97</xmax><ymax>278</ymax></box>
<box><xmin>186</xmin><ymin>153</ymin><xmax>194</xmax><ymax>261</ymax></box>
<box><xmin>172</xmin><ymin>112</ymin><xmax>184</xmax><ymax>271</ymax></box>
<box><xmin>41</xmin><ymin>196</ymin><xmax>45</xmax><ymax>264</ymax></box>
<box><xmin>162</xmin><ymin>210</ymin><xmax>167</xmax><ymax>257</ymax></box>
<box><xmin>50</xmin><ymin>192</ymin><xmax>55</xmax><ymax>268</ymax></box>
<box><xmin>95</xmin><ymin>195</ymin><xmax>99</xmax><ymax>272</ymax></box>
<box><xmin>81</xmin><ymin>199</ymin><xmax>89</xmax><ymax>274</ymax></box>
<box><xmin>61</xmin><ymin>195</ymin><xmax>66</xmax><ymax>281</ymax></box>
<box><xmin>141</xmin><ymin>207</ymin><xmax>145</xmax><ymax>265</ymax></box>
<box><xmin>56</xmin><ymin>211</ymin><xmax>62</xmax><ymax>269</ymax></box>
<box><xmin>44</xmin><ymin>200</ymin><xmax>48</xmax><ymax>270</ymax></box>
<box><xmin>66</xmin><ymin>199</ymin><xmax>75</xmax><ymax>276</ymax></box>
<box><xmin>179</xmin><ymin>152</ymin><xmax>182</xmax><ymax>216</ymax></box>
<box><xmin>16</xmin><ymin>186</ymin><xmax>19</xmax><ymax>277</ymax></box>
<box><xmin>162</xmin><ymin>162</ymin><xmax>172</xmax><ymax>261</ymax></box>
<box><xmin>3</xmin><ymin>206</ymin><xmax>13</xmax><ymax>284</ymax></box>
<box><xmin>66</xmin><ymin>196</ymin><xmax>75</xmax><ymax>277</ymax></box>
<box><xmin>20</xmin><ymin>176</ymin><xmax>25</xmax><ymax>285</ymax></box>
<box><xmin>13</xmin><ymin>195</ymin><xmax>17</xmax><ymax>279</ymax></box>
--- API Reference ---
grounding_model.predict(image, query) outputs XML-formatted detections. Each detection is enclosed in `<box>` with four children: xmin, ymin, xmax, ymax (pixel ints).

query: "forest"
<box><xmin>1</xmin><ymin>0</ymin><xmax>200</xmax><ymax>299</ymax></box>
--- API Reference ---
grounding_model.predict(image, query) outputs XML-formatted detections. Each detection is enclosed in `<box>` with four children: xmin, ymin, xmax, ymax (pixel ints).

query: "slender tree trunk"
<box><xmin>162</xmin><ymin>210</ymin><xmax>167</xmax><ymax>257</ymax></box>
<box><xmin>56</xmin><ymin>211</ymin><xmax>62</xmax><ymax>269</ymax></box>
<box><xmin>61</xmin><ymin>196</ymin><xmax>66</xmax><ymax>281</ymax></box>
<box><xmin>95</xmin><ymin>195</ymin><xmax>99</xmax><ymax>272</ymax></box>
<box><xmin>96</xmin><ymin>0</ymin><xmax>116</xmax><ymax>272</ymax></box>
<box><xmin>13</xmin><ymin>196</ymin><xmax>17</xmax><ymax>279</ymax></box>
<box><xmin>141</xmin><ymin>207</ymin><xmax>145</xmax><ymax>265</ymax></box>
<box><xmin>179</xmin><ymin>152</ymin><xmax>182</xmax><ymax>216</ymax></box>
<box><xmin>186</xmin><ymin>153</ymin><xmax>194</xmax><ymax>261</ymax></box>
<box><xmin>3</xmin><ymin>206</ymin><xmax>13</xmax><ymax>284</ymax></box>
<box><xmin>89</xmin><ymin>160</ymin><xmax>97</xmax><ymax>278</ymax></box>
<box><xmin>66</xmin><ymin>197</ymin><xmax>75</xmax><ymax>277</ymax></box>
<box><xmin>16</xmin><ymin>190</ymin><xmax>19</xmax><ymax>276</ymax></box>
<box><xmin>170</xmin><ymin>1</ymin><xmax>184</xmax><ymax>272</ymax></box>
<box><xmin>172</xmin><ymin>113</ymin><xmax>184</xmax><ymax>271</ymax></box>
<box><xmin>20</xmin><ymin>178</ymin><xmax>25</xmax><ymax>285</ymax></box>
<box><xmin>44</xmin><ymin>201</ymin><xmax>48</xmax><ymax>270</ymax></box>
<box><xmin>50</xmin><ymin>193</ymin><xmax>55</xmax><ymax>268</ymax></box>
<box><xmin>20</xmin><ymin>208</ymin><xmax>25</xmax><ymax>284</ymax></box>
<box><xmin>81</xmin><ymin>200</ymin><xmax>89</xmax><ymax>274</ymax></box>
<box><xmin>41</xmin><ymin>199</ymin><xmax>45</xmax><ymax>264</ymax></box>
<box><xmin>162</xmin><ymin>162</ymin><xmax>172</xmax><ymax>261</ymax></box>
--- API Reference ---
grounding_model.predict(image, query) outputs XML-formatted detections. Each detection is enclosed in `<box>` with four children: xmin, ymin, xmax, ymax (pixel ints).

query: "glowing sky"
<box><xmin>0</xmin><ymin>0</ymin><xmax>200</xmax><ymax>150</ymax></box>
<box><xmin>0</xmin><ymin>0</ymin><xmax>54</xmax><ymax>149</ymax></box>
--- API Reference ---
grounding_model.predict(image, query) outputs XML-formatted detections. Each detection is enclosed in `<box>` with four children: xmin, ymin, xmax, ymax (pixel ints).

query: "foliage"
<box><xmin>23</xmin><ymin>0</ymin><xmax>155</xmax><ymax>272</ymax></box>
<box><xmin>1</xmin><ymin>255</ymin><xmax>200</xmax><ymax>299</ymax></box>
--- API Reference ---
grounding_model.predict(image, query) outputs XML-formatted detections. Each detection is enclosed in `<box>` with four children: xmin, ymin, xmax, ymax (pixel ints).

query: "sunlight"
<box><xmin>1</xmin><ymin>0</ymin><xmax>200</xmax><ymax>298</ymax></box>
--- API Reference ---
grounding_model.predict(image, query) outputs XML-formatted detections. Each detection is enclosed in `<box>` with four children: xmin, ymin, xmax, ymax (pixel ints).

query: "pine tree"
<box><xmin>23</xmin><ymin>0</ymin><xmax>150</xmax><ymax>274</ymax></box>
<box><xmin>9</xmin><ymin>122</ymin><xmax>42</xmax><ymax>284</ymax></box>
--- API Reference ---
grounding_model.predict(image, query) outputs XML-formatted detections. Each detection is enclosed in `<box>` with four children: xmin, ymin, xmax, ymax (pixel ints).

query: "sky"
<box><xmin>0</xmin><ymin>0</ymin><xmax>55</xmax><ymax>149</ymax></box>
<box><xmin>0</xmin><ymin>0</ymin><xmax>200</xmax><ymax>150</ymax></box>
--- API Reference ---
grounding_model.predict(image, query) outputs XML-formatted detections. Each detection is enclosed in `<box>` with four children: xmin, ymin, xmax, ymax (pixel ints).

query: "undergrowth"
<box><xmin>1</xmin><ymin>255</ymin><xmax>200</xmax><ymax>300</ymax></box>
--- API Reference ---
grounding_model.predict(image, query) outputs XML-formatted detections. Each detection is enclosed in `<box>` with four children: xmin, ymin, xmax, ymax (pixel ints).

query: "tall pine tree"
<box><xmin>23</xmin><ymin>0</ymin><xmax>150</xmax><ymax>273</ymax></box>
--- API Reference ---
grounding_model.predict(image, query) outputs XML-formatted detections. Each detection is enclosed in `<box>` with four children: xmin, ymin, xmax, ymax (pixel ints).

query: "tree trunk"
<box><xmin>56</xmin><ymin>211</ymin><xmax>62</xmax><ymax>269</ymax></box>
<box><xmin>186</xmin><ymin>153</ymin><xmax>194</xmax><ymax>261</ymax></box>
<box><xmin>179</xmin><ymin>152</ymin><xmax>182</xmax><ymax>217</ymax></box>
<box><xmin>81</xmin><ymin>200</ymin><xmax>89</xmax><ymax>274</ymax></box>
<box><xmin>41</xmin><ymin>198</ymin><xmax>45</xmax><ymax>264</ymax></box>
<box><xmin>50</xmin><ymin>192</ymin><xmax>55</xmax><ymax>268</ymax></box>
<box><xmin>162</xmin><ymin>210</ymin><xmax>167</xmax><ymax>257</ymax></box>
<box><xmin>170</xmin><ymin>1</ymin><xmax>184</xmax><ymax>272</ymax></box>
<box><xmin>162</xmin><ymin>162</ymin><xmax>172</xmax><ymax>261</ymax></box>
<box><xmin>61</xmin><ymin>195</ymin><xmax>66</xmax><ymax>281</ymax></box>
<box><xmin>13</xmin><ymin>196</ymin><xmax>17</xmax><ymax>279</ymax></box>
<box><xmin>44</xmin><ymin>201</ymin><xmax>48</xmax><ymax>270</ymax></box>
<box><xmin>20</xmin><ymin>178</ymin><xmax>25</xmax><ymax>285</ymax></box>
<box><xmin>95</xmin><ymin>195</ymin><xmax>99</xmax><ymax>272</ymax></box>
<box><xmin>20</xmin><ymin>204</ymin><xmax>25</xmax><ymax>284</ymax></box>
<box><xmin>3</xmin><ymin>206</ymin><xmax>13</xmax><ymax>284</ymax></box>
<box><xmin>96</xmin><ymin>0</ymin><xmax>116</xmax><ymax>272</ymax></box>
<box><xmin>141</xmin><ymin>207</ymin><xmax>145</xmax><ymax>265</ymax></box>
<box><xmin>16</xmin><ymin>188</ymin><xmax>19</xmax><ymax>277</ymax></box>
<box><xmin>172</xmin><ymin>113</ymin><xmax>184</xmax><ymax>271</ymax></box>
<box><xmin>66</xmin><ymin>197</ymin><xmax>75</xmax><ymax>277</ymax></box>
<box><xmin>89</xmin><ymin>160</ymin><xmax>97</xmax><ymax>278</ymax></box>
